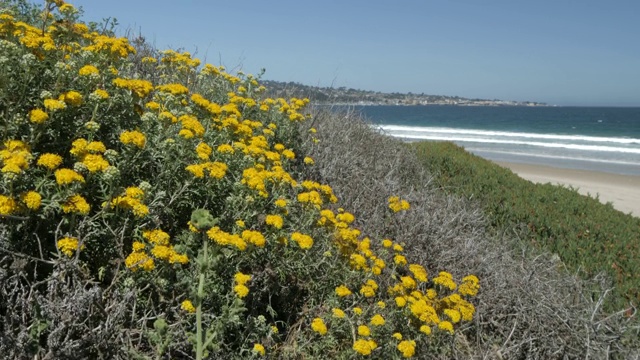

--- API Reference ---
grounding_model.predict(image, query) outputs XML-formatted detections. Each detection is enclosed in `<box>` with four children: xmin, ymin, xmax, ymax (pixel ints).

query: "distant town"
<box><xmin>262</xmin><ymin>80</ymin><xmax>547</xmax><ymax>107</ymax></box>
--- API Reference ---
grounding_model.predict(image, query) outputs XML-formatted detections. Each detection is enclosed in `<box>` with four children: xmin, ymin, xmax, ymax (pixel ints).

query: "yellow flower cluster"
<box><xmin>156</xmin><ymin>83</ymin><xmax>189</xmax><ymax>96</ymax></box>
<box><xmin>181</xmin><ymin>299</ymin><xmax>196</xmax><ymax>313</ymax></box>
<box><xmin>352</xmin><ymin>339</ymin><xmax>377</xmax><ymax>356</ymax></box>
<box><xmin>310</xmin><ymin>317</ymin><xmax>327</xmax><ymax>335</ymax></box>
<box><xmin>388</xmin><ymin>196</ymin><xmax>411</xmax><ymax>212</ymax></box>
<box><xmin>120</xmin><ymin>130</ymin><xmax>146</xmax><ymax>148</ymax></box>
<box><xmin>207</xmin><ymin>227</ymin><xmax>247</xmax><ymax>251</ymax></box>
<box><xmin>397</xmin><ymin>340</ymin><xmax>416</xmax><ymax>358</ymax></box>
<box><xmin>290</xmin><ymin>232</ymin><xmax>314</xmax><ymax>250</ymax></box>
<box><xmin>0</xmin><ymin>195</ymin><xmax>17</xmax><ymax>215</ymax></box>
<box><xmin>37</xmin><ymin>153</ymin><xmax>63</xmax><ymax>170</ymax></box>
<box><xmin>1</xmin><ymin>140</ymin><xmax>31</xmax><ymax>175</ymax></box>
<box><xmin>29</xmin><ymin>109</ymin><xmax>49</xmax><ymax>124</ymax></box>
<box><xmin>69</xmin><ymin>139</ymin><xmax>110</xmax><ymax>173</ymax></box>
<box><xmin>61</xmin><ymin>194</ymin><xmax>90</xmax><ymax>215</ymax></box>
<box><xmin>110</xmin><ymin>186</ymin><xmax>149</xmax><ymax>217</ymax></box>
<box><xmin>125</xmin><ymin>229</ymin><xmax>187</xmax><ymax>271</ymax></box>
<box><xmin>57</xmin><ymin>236</ymin><xmax>83</xmax><ymax>257</ymax></box>
<box><xmin>234</xmin><ymin>271</ymin><xmax>251</xmax><ymax>298</ymax></box>
<box><xmin>82</xmin><ymin>34</ymin><xmax>136</xmax><ymax>58</ymax></box>
<box><xmin>265</xmin><ymin>214</ymin><xmax>284</xmax><ymax>229</ymax></box>
<box><xmin>21</xmin><ymin>191</ymin><xmax>41</xmax><ymax>210</ymax></box>
<box><xmin>55</xmin><ymin>168</ymin><xmax>84</xmax><ymax>185</ymax></box>
<box><xmin>113</xmin><ymin>78</ymin><xmax>153</xmax><ymax>98</ymax></box>
<box><xmin>185</xmin><ymin>161</ymin><xmax>227</xmax><ymax>179</ymax></box>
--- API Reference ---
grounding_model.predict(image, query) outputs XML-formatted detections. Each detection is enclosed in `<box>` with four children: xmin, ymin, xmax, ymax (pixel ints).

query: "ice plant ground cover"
<box><xmin>0</xmin><ymin>1</ymin><xmax>480</xmax><ymax>358</ymax></box>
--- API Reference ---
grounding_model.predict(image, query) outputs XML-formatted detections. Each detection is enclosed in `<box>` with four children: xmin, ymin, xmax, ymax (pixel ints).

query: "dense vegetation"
<box><xmin>0</xmin><ymin>1</ymin><xmax>481</xmax><ymax>358</ymax></box>
<box><xmin>0</xmin><ymin>1</ymin><xmax>637</xmax><ymax>359</ymax></box>
<box><xmin>413</xmin><ymin>141</ymin><xmax>640</xmax><ymax>312</ymax></box>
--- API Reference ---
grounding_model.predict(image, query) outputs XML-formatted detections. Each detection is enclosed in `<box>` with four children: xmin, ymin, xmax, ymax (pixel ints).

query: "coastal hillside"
<box><xmin>0</xmin><ymin>1</ymin><xmax>635</xmax><ymax>359</ymax></box>
<box><xmin>262</xmin><ymin>80</ymin><xmax>547</xmax><ymax>106</ymax></box>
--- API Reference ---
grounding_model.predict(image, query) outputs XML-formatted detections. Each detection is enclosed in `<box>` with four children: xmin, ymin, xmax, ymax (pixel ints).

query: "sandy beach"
<box><xmin>496</xmin><ymin>162</ymin><xmax>640</xmax><ymax>217</ymax></box>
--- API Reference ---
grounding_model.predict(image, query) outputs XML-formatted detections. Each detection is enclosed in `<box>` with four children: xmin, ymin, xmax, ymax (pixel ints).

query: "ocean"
<box><xmin>348</xmin><ymin>105</ymin><xmax>640</xmax><ymax>176</ymax></box>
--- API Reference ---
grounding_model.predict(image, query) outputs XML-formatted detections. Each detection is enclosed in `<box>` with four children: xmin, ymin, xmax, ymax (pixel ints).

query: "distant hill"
<box><xmin>261</xmin><ymin>80</ymin><xmax>547</xmax><ymax>106</ymax></box>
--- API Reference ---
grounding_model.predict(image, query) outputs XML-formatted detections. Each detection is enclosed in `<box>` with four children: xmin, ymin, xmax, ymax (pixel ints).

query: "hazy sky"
<box><xmin>71</xmin><ymin>0</ymin><xmax>640</xmax><ymax>106</ymax></box>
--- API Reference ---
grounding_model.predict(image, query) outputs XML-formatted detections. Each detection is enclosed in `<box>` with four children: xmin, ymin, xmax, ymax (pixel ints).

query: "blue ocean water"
<box><xmin>353</xmin><ymin>105</ymin><xmax>640</xmax><ymax>175</ymax></box>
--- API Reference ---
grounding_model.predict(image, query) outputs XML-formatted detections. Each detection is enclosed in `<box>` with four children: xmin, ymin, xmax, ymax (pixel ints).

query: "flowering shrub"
<box><xmin>0</xmin><ymin>1</ymin><xmax>479</xmax><ymax>358</ymax></box>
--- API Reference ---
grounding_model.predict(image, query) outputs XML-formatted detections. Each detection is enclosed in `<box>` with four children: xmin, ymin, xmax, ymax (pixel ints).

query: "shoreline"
<box><xmin>496</xmin><ymin>161</ymin><xmax>640</xmax><ymax>217</ymax></box>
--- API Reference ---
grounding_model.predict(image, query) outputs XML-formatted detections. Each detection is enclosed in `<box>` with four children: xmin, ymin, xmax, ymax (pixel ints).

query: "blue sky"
<box><xmin>71</xmin><ymin>0</ymin><xmax>640</xmax><ymax>106</ymax></box>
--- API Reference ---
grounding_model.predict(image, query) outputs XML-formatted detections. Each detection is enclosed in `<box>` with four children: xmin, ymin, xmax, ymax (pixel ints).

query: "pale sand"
<box><xmin>496</xmin><ymin>162</ymin><xmax>640</xmax><ymax>217</ymax></box>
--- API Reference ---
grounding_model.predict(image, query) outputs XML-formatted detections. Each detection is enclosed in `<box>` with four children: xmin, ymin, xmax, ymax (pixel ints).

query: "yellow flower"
<box><xmin>370</xmin><ymin>314</ymin><xmax>385</xmax><ymax>326</ymax></box>
<box><xmin>156</xmin><ymin>83</ymin><xmax>189</xmax><ymax>96</ymax></box>
<box><xmin>310</xmin><ymin>318</ymin><xmax>327</xmax><ymax>335</ymax></box>
<box><xmin>433</xmin><ymin>271</ymin><xmax>457</xmax><ymax>291</ymax></box>
<box><xmin>61</xmin><ymin>194</ymin><xmax>90</xmax><ymax>215</ymax></box>
<box><xmin>353</xmin><ymin>307</ymin><xmax>363</xmax><ymax>315</ymax></box>
<box><xmin>242</xmin><ymin>230</ymin><xmax>265</xmax><ymax>247</ymax></box>
<box><xmin>332</xmin><ymin>308</ymin><xmax>345</xmax><ymax>318</ymax></box>
<box><xmin>86</xmin><ymin>141</ymin><xmax>106</xmax><ymax>154</ymax></box>
<box><xmin>92</xmin><ymin>89</ymin><xmax>109</xmax><ymax>99</ymax></box>
<box><xmin>204</xmin><ymin>161</ymin><xmax>227</xmax><ymax>179</ymax></box>
<box><xmin>125</xmin><ymin>251</ymin><xmax>155</xmax><ymax>271</ymax></box>
<box><xmin>376</xmin><ymin>301</ymin><xmax>386</xmax><ymax>309</ymax></box>
<box><xmin>195</xmin><ymin>143</ymin><xmax>212</xmax><ymax>160</ymax></box>
<box><xmin>252</xmin><ymin>343</ymin><xmax>265</xmax><ymax>356</ymax></box>
<box><xmin>132</xmin><ymin>241</ymin><xmax>146</xmax><ymax>252</ymax></box>
<box><xmin>438</xmin><ymin>321</ymin><xmax>454</xmax><ymax>335</ymax></box>
<box><xmin>357</xmin><ymin>325</ymin><xmax>370</xmax><ymax>337</ymax></box>
<box><xmin>353</xmin><ymin>339</ymin><xmax>377</xmax><ymax>356</ymax></box>
<box><xmin>395</xmin><ymin>296</ymin><xmax>407</xmax><ymax>307</ymax></box>
<box><xmin>397</xmin><ymin>340</ymin><xmax>416</xmax><ymax>358</ymax></box>
<box><xmin>382</xmin><ymin>239</ymin><xmax>393</xmax><ymax>248</ymax></box>
<box><xmin>142</xmin><ymin>229</ymin><xmax>170</xmax><ymax>245</ymax></box>
<box><xmin>303</xmin><ymin>156</ymin><xmax>314</xmax><ymax>165</ymax></box>
<box><xmin>274</xmin><ymin>198</ymin><xmax>287</xmax><ymax>208</ymax></box>
<box><xmin>290</xmin><ymin>232</ymin><xmax>313</xmax><ymax>249</ymax></box>
<box><xmin>408</xmin><ymin>264</ymin><xmax>428</xmax><ymax>282</ymax></box>
<box><xmin>235</xmin><ymin>219</ymin><xmax>246</xmax><ymax>228</ymax></box>
<box><xmin>0</xmin><ymin>195</ymin><xmax>17</xmax><ymax>215</ymax></box>
<box><xmin>60</xmin><ymin>91</ymin><xmax>83</xmax><ymax>106</ymax></box>
<box><xmin>29</xmin><ymin>109</ymin><xmax>48</xmax><ymax>124</ymax></box>
<box><xmin>335</xmin><ymin>285</ymin><xmax>352</xmax><ymax>297</ymax></box>
<box><xmin>113</xmin><ymin>78</ymin><xmax>153</xmax><ymax>98</ymax></box>
<box><xmin>57</xmin><ymin>236</ymin><xmax>82</xmax><ymax>257</ymax></box>
<box><xmin>359</xmin><ymin>285</ymin><xmax>376</xmax><ymax>298</ymax></box>
<box><xmin>234</xmin><ymin>272</ymin><xmax>251</xmax><ymax>285</ymax></box>
<box><xmin>458</xmin><ymin>274</ymin><xmax>480</xmax><ymax>296</ymax></box>
<box><xmin>37</xmin><ymin>153</ymin><xmax>63</xmax><ymax>170</ymax></box>
<box><xmin>388</xmin><ymin>196</ymin><xmax>410</xmax><ymax>212</ymax></box>
<box><xmin>120</xmin><ymin>130</ymin><xmax>146</xmax><ymax>148</ymax></box>
<box><xmin>392</xmin><ymin>332</ymin><xmax>403</xmax><ymax>340</ymax></box>
<box><xmin>234</xmin><ymin>284</ymin><xmax>249</xmax><ymax>298</ymax></box>
<box><xmin>21</xmin><ymin>191</ymin><xmax>41</xmax><ymax>210</ymax></box>
<box><xmin>265</xmin><ymin>214</ymin><xmax>284</xmax><ymax>229</ymax></box>
<box><xmin>216</xmin><ymin>144</ymin><xmax>235</xmax><ymax>154</ymax></box>
<box><xmin>394</xmin><ymin>254</ymin><xmax>408</xmax><ymax>266</ymax></box>
<box><xmin>419</xmin><ymin>325</ymin><xmax>431</xmax><ymax>335</ymax></box>
<box><xmin>444</xmin><ymin>309</ymin><xmax>462</xmax><ymax>323</ymax></box>
<box><xmin>43</xmin><ymin>99</ymin><xmax>66</xmax><ymax>111</ymax></box>
<box><xmin>78</xmin><ymin>65</ymin><xmax>99</xmax><ymax>76</ymax></box>
<box><xmin>82</xmin><ymin>154</ymin><xmax>109</xmax><ymax>172</ymax></box>
<box><xmin>181</xmin><ymin>299</ymin><xmax>196</xmax><ymax>313</ymax></box>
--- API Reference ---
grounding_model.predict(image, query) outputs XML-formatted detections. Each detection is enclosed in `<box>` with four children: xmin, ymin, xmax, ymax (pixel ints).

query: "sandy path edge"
<box><xmin>495</xmin><ymin>162</ymin><xmax>640</xmax><ymax>217</ymax></box>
